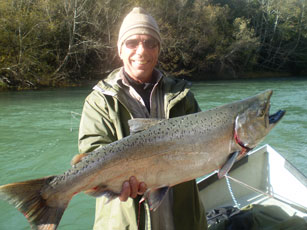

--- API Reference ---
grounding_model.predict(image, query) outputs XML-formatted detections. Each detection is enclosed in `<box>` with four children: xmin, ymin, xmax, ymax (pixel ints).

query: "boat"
<box><xmin>197</xmin><ymin>144</ymin><xmax>307</xmax><ymax>227</ymax></box>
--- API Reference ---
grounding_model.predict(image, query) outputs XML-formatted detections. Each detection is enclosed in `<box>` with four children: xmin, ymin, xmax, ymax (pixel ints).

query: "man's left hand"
<box><xmin>119</xmin><ymin>176</ymin><xmax>147</xmax><ymax>201</ymax></box>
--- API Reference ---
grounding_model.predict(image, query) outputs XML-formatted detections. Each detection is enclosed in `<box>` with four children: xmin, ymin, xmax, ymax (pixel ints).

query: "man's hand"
<box><xmin>119</xmin><ymin>176</ymin><xmax>147</xmax><ymax>201</ymax></box>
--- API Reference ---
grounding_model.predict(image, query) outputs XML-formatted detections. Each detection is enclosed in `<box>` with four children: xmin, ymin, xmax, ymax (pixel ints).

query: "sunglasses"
<box><xmin>124</xmin><ymin>38</ymin><xmax>159</xmax><ymax>49</ymax></box>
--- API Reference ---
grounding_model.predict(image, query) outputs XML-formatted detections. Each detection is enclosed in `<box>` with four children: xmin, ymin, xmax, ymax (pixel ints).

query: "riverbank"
<box><xmin>188</xmin><ymin>70</ymin><xmax>307</xmax><ymax>81</ymax></box>
<box><xmin>0</xmin><ymin>78</ymin><xmax>83</xmax><ymax>91</ymax></box>
<box><xmin>1</xmin><ymin>71</ymin><xmax>307</xmax><ymax>91</ymax></box>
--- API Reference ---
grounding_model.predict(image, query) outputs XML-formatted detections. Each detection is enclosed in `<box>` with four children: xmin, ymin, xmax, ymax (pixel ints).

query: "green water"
<box><xmin>0</xmin><ymin>78</ymin><xmax>306</xmax><ymax>229</ymax></box>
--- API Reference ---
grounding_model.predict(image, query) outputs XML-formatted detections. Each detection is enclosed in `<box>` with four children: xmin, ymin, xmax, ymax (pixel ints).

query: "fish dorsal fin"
<box><xmin>128</xmin><ymin>118</ymin><xmax>163</xmax><ymax>134</ymax></box>
<box><xmin>70</xmin><ymin>153</ymin><xmax>88</xmax><ymax>166</ymax></box>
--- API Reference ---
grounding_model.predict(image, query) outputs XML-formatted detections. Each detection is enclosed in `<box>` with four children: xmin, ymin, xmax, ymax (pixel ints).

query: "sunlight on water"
<box><xmin>0</xmin><ymin>78</ymin><xmax>306</xmax><ymax>229</ymax></box>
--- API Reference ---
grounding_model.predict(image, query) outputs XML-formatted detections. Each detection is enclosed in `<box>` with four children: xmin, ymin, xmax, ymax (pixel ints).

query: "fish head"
<box><xmin>234</xmin><ymin>90</ymin><xmax>285</xmax><ymax>149</ymax></box>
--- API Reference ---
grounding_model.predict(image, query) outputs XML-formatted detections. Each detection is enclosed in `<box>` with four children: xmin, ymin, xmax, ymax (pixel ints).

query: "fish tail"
<box><xmin>0</xmin><ymin>176</ymin><xmax>70</xmax><ymax>230</ymax></box>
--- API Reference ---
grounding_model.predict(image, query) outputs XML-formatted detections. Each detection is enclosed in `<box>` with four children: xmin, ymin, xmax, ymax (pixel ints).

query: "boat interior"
<box><xmin>198</xmin><ymin>145</ymin><xmax>307</xmax><ymax>219</ymax></box>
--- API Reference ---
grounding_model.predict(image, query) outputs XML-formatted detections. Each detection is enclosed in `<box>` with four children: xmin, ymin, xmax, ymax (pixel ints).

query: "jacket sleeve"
<box><xmin>185</xmin><ymin>91</ymin><xmax>201</xmax><ymax>114</ymax></box>
<box><xmin>78</xmin><ymin>90</ymin><xmax>117</xmax><ymax>154</ymax></box>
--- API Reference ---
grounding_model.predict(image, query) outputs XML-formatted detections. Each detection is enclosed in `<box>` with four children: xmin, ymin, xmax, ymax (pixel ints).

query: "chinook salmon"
<box><xmin>0</xmin><ymin>89</ymin><xmax>285</xmax><ymax>230</ymax></box>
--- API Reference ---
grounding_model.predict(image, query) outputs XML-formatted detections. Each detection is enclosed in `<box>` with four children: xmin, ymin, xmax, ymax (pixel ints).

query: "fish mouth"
<box><xmin>264</xmin><ymin>90</ymin><xmax>285</xmax><ymax>125</ymax></box>
<box><xmin>269</xmin><ymin>110</ymin><xmax>286</xmax><ymax>124</ymax></box>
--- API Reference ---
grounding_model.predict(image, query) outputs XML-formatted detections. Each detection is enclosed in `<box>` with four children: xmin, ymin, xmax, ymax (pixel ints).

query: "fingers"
<box><xmin>129</xmin><ymin>176</ymin><xmax>139</xmax><ymax>198</ymax></box>
<box><xmin>119</xmin><ymin>176</ymin><xmax>147</xmax><ymax>202</ymax></box>
<box><xmin>138</xmin><ymin>182</ymin><xmax>147</xmax><ymax>195</ymax></box>
<box><xmin>119</xmin><ymin>181</ymin><xmax>130</xmax><ymax>201</ymax></box>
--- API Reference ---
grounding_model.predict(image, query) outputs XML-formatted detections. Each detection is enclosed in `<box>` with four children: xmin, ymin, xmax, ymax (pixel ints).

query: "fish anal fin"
<box><xmin>128</xmin><ymin>118</ymin><xmax>163</xmax><ymax>134</ymax></box>
<box><xmin>218</xmin><ymin>151</ymin><xmax>240</xmax><ymax>179</ymax></box>
<box><xmin>141</xmin><ymin>186</ymin><xmax>170</xmax><ymax>211</ymax></box>
<box><xmin>71</xmin><ymin>153</ymin><xmax>88</xmax><ymax>166</ymax></box>
<box><xmin>0</xmin><ymin>176</ymin><xmax>70</xmax><ymax>230</ymax></box>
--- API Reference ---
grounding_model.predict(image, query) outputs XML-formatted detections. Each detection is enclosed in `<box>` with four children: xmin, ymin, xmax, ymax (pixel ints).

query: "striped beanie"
<box><xmin>117</xmin><ymin>7</ymin><xmax>161</xmax><ymax>55</ymax></box>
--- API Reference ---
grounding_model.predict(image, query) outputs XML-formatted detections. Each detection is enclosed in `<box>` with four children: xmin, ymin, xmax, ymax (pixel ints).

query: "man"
<box><xmin>78</xmin><ymin>7</ymin><xmax>207</xmax><ymax>230</ymax></box>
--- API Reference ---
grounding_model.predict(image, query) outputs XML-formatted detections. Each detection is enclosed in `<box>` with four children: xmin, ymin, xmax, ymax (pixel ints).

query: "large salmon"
<box><xmin>0</xmin><ymin>89</ymin><xmax>285</xmax><ymax>230</ymax></box>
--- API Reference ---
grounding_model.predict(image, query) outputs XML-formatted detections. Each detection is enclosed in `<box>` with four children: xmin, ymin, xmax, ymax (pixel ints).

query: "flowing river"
<box><xmin>0</xmin><ymin>77</ymin><xmax>306</xmax><ymax>229</ymax></box>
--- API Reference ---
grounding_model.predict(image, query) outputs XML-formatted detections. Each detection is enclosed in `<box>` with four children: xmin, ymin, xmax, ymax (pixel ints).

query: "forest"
<box><xmin>0</xmin><ymin>0</ymin><xmax>306</xmax><ymax>90</ymax></box>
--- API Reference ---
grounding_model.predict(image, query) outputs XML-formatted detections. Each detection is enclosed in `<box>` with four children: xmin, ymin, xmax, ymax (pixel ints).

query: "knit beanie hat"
<box><xmin>118</xmin><ymin>7</ymin><xmax>161</xmax><ymax>55</ymax></box>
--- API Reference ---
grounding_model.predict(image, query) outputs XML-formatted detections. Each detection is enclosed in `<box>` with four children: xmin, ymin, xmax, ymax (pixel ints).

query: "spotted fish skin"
<box><xmin>0</xmin><ymin>89</ymin><xmax>285</xmax><ymax>230</ymax></box>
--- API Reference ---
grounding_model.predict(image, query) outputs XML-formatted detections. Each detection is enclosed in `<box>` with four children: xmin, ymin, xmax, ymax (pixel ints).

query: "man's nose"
<box><xmin>135</xmin><ymin>43</ymin><xmax>145</xmax><ymax>54</ymax></box>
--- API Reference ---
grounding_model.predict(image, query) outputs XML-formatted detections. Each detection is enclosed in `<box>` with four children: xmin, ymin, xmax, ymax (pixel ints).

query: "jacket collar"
<box><xmin>93</xmin><ymin>67</ymin><xmax>193</xmax><ymax>118</ymax></box>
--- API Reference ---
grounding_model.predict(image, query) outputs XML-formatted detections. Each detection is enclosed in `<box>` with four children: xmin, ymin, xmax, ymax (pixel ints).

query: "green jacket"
<box><xmin>78</xmin><ymin>68</ymin><xmax>207</xmax><ymax>230</ymax></box>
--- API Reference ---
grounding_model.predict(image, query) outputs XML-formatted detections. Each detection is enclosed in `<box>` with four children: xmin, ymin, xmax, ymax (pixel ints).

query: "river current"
<box><xmin>0</xmin><ymin>77</ymin><xmax>306</xmax><ymax>229</ymax></box>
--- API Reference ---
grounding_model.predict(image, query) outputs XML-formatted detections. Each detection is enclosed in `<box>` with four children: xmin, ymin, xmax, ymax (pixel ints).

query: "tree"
<box><xmin>1</xmin><ymin>0</ymin><xmax>306</xmax><ymax>90</ymax></box>
<box><xmin>0</xmin><ymin>0</ymin><xmax>56</xmax><ymax>88</ymax></box>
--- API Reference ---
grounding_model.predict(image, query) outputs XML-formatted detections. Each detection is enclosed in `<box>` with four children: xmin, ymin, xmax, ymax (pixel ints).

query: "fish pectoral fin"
<box><xmin>84</xmin><ymin>184</ymin><xmax>111</xmax><ymax>198</ymax></box>
<box><xmin>70</xmin><ymin>153</ymin><xmax>88</xmax><ymax>166</ymax></box>
<box><xmin>218</xmin><ymin>151</ymin><xmax>240</xmax><ymax>179</ymax></box>
<box><xmin>141</xmin><ymin>186</ymin><xmax>170</xmax><ymax>211</ymax></box>
<box><xmin>128</xmin><ymin>118</ymin><xmax>164</xmax><ymax>134</ymax></box>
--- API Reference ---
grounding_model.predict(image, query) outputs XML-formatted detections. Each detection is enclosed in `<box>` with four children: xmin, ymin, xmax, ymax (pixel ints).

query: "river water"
<box><xmin>0</xmin><ymin>78</ymin><xmax>306</xmax><ymax>229</ymax></box>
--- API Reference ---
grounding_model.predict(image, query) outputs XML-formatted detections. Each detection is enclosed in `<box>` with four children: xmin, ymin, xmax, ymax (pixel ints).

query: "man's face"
<box><xmin>120</xmin><ymin>34</ymin><xmax>159</xmax><ymax>83</ymax></box>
